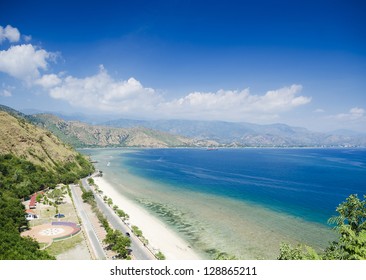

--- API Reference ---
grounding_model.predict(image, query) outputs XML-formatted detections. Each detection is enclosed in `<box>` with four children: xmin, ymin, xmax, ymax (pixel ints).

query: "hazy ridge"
<box><xmin>2</xmin><ymin>104</ymin><xmax>365</xmax><ymax>148</ymax></box>
<box><xmin>30</xmin><ymin>113</ymin><xmax>216</xmax><ymax>148</ymax></box>
<box><xmin>102</xmin><ymin>118</ymin><xmax>366</xmax><ymax>147</ymax></box>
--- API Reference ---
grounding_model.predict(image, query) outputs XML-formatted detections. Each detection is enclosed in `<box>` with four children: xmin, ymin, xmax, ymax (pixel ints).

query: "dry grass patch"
<box><xmin>45</xmin><ymin>232</ymin><xmax>83</xmax><ymax>256</ymax></box>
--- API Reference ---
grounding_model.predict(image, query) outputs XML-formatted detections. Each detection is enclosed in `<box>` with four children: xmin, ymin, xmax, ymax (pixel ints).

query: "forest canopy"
<box><xmin>0</xmin><ymin>153</ymin><xmax>94</xmax><ymax>260</ymax></box>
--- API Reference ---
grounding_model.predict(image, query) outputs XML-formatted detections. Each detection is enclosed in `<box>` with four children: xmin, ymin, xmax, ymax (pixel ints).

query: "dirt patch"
<box><xmin>21</xmin><ymin>223</ymin><xmax>76</xmax><ymax>244</ymax></box>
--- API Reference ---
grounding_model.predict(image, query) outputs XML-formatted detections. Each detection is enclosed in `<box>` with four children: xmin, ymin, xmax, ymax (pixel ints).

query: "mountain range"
<box><xmin>102</xmin><ymin>118</ymin><xmax>366</xmax><ymax>147</ymax></box>
<box><xmin>1</xmin><ymin>104</ymin><xmax>366</xmax><ymax>148</ymax></box>
<box><xmin>29</xmin><ymin>113</ymin><xmax>215</xmax><ymax>148</ymax></box>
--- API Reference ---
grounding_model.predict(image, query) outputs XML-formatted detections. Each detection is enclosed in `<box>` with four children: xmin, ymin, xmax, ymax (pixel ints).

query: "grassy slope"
<box><xmin>0</xmin><ymin>111</ymin><xmax>82</xmax><ymax>170</ymax></box>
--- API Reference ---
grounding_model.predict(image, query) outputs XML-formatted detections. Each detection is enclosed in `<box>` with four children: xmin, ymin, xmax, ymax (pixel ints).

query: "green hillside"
<box><xmin>0</xmin><ymin>107</ymin><xmax>94</xmax><ymax>259</ymax></box>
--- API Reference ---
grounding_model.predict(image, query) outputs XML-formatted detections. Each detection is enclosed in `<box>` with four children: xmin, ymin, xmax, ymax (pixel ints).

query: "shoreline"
<box><xmin>92</xmin><ymin>176</ymin><xmax>202</xmax><ymax>260</ymax></box>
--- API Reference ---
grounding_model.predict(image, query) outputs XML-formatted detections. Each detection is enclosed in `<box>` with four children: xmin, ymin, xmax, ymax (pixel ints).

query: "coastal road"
<box><xmin>70</xmin><ymin>184</ymin><xmax>106</xmax><ymax>260</ymax></box>
<box><xmin>81</xmin><ymin>178</ymin><xmax>156</xmax><ymax>260</ymax></box>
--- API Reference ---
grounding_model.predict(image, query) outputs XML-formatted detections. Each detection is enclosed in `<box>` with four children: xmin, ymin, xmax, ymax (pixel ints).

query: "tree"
<box><xmin>278</xmin><ymin>194</ymin><xmax>366</xmax><ymax>260</ymax></box>
<box><xmin>104</xmin><ymin>229</ymin><xmax>131</xmax><ymax>259</ymax></box>
<box><xmin>87</xmin><ymin>178</ymin><xmax>95</xmax><ymax>185</ymax></box>
<box><xmin>116</xmin><ymin>209</ymin><xmax>129</xmax><ymax>221</ymax></box>
<box><xmin>35</xmin><ymin>194</ymin><xmax>43</xmax><ymax>203</ymax></box>
<box><xmin>81</xmin><ymin>190</ymin><xmax>94</xmax><ymax>203</ymax></box>
<box><xmin>328</xmin><ymin>194</ymin><xmax>366</xmax><ymax>234</ymax></box>
<box><xmin>107</xmin><ymin>197</ymin><xmax>113</xmax><ymax>207</ymax></box>
<box><xmin>48</xmin><ymin>188</ymin><xmax>64</xmax><ymax>204</ymax></box>
<box><xmin>278</xmin><ymin>243</ymin><xmax>320</xmax><ymax>260</ymax></box>
<box><xmin>326</xmin><ymin>194</ymin><xmax>366</xmax><ymax>260</ymax></box>
<box><xmin>131</xmin><ymin>225</ymin><xmax>143</xmax><ymax>237</ymax></box>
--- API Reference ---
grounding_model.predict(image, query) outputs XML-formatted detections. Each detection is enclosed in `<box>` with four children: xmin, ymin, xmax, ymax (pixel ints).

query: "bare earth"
<box><xmin>21</xmin><ymin>223</ymin><xmax>75</xmax><ymax>244</ymax></box>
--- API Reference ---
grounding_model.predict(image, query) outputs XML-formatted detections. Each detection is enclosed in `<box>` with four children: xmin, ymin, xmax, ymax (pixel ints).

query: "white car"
<box><xmin>25</xmin><ymin>213</ymin><xmax>38</xmax><ymax>220</ymax></box>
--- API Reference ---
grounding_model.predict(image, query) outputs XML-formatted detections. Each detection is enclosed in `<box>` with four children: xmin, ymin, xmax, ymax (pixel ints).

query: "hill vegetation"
<box><xmin>0</xmin><ymin>107</ymin><xmax>94</xmax><ymax>259</ymax></box>
<box><xmin>0</xmin><ymin>111</ymin><xmax>94</xmax><ymax>173</ymax></box>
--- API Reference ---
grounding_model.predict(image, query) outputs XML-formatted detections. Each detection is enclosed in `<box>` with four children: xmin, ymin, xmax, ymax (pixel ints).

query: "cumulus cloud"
<box><xmin>38</xmin><ymin>64</ymin><xmax>310</xmax><ymax>121</ymax></box>
<box><xmin>35</xmin><ymin>74</ymin><xmax>62</xmax><ymax>88</ymax></box>
<box><xmin>0</xmin><ymin>44</ymin><xmax>55</xmax><ymax>84</ymax></box>
<box><xmin>335</xmin><ymin>107</ymin><xmax>365</xmax><ymax>121</ymax></box>
<box><xmin>158</xmin><ymin>84</ymin><xmax>310</xmax><ymax>121</ymax></box>
<box><xmin>0</xmin><ymin>25</ymin><xmax>20</xmax><ymax>44</ymax></box>
<box><xmin>47</xmin><ymin>66</ymin><xmax>161</xmax><ymax>113</ymax></box>
<box><xmin>0</xmin><ymin>24</ymin><xmax>311</xmax><ymax>122</ymax></box>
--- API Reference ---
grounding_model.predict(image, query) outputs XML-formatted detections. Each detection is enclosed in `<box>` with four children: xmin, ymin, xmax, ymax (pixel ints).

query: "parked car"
<box><xmin>126</xmin><ymin>232</ymin><xmax>131</xmax><ymax>237</ymax></box>
<box><xmin>25</xmin><ymin>213</ymin><xmax>38</xmax><ymax>220</ymax></box>
<box><xmin>54</xmin><ymin>213</ymin><xmax>65</xmax><ymax>218</ymax></box>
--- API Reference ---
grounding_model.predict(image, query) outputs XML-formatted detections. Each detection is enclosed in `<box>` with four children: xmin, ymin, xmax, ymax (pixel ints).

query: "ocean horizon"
<box><xmin>81</xmin><ymin>147</ymin><xmax>366</xmax><ymax>259</ymax></box>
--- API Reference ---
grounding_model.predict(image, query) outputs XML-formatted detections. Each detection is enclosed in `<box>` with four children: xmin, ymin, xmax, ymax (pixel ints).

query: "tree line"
<box><xmin>0</xmin><ymin>153</ymin><xmax>94</xmax><ymax>260</ymax></box>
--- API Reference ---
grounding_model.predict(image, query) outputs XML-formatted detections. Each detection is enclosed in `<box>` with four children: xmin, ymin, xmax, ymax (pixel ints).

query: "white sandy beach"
<box><xmin>93</xmin><ymin>176</ymin><xmax>202</xmax><ymax>260</ymax></box>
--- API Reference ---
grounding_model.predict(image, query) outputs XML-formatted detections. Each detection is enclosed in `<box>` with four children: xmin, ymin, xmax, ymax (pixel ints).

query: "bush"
<box><xmin>87</xmin><ymin>178</ymin><xmax>95</xmax><ymax>185</ymax></box>
<box><xmin>81</xmin><ymin>190</ymin><xmax>94</xmax><ymax>203</ymax></box>
<box><xmin>156</xmin><ymin>251</ymin><xmax>166</xmax><ymax>260</ymax></box>
<box><xmin>131</xmin><ymin>225</ymin><xmax>143</xmax><ymax>237</ymax></box>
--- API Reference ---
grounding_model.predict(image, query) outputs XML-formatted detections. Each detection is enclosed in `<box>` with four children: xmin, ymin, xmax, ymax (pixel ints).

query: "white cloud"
<box><xmin>23</xmin><ymin>35</ymin><xmax>32</xmax><ymax>42</ymax></box>
<box><xmin>335</xmin><ymin>107</ymin><xmax>365</xmax><ymax>121</ymax></box>
<box><xmin>41</xmin><ymin>65</ymin><xmax>310</xmax><ymax>122</ymax></box>
<box><xmin>48</xmin><ymin>66</ymin><xmax>161</xmax><ymax>113</ymax></box>
<box><xmin>158</xmin><ymin>84</ymin><xmax>310</xmax><ymax>121</ymax></box>
<box><xmin>0</xmin><ymin>25</ymin><xmax>312</xmax><ymax>122</ymax></box>
<box><xmin>0</xmin><ymin>25</ymin><xmax>20</xmax><ymax>44</ymax></box>
<box><xmin>0</xmin><ymin>44</ymin><xmax>55</xmax><ymax>84</ymax></box>
<box><xmin>35</xmin><ymin>74</ymin><xmax>62</xmax><ymax>88</ymax></box>
<box><xmin>323</xmin><ymin>107</ymin><xmax>366</xmax><ymax>132</ymax></box>
<box><xmin>0</xmin><ymin>89</ymin><xmax>12</xmax><ymax>97</ymax></box>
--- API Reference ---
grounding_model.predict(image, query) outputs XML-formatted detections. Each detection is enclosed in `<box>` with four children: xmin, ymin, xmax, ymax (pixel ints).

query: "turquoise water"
<box><xmin>82</xmin><ymin>148</ymin><xmax>366</xmax><ymax>259</ymax></box>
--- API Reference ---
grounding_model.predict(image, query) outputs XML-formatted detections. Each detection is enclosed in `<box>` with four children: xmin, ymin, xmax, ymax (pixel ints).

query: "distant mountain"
<box><xmin>30</xmin><ymin>114</ymin><xmax>215</xmax><ymax>148</ymax></box>
<box><xmin>102</xmin><ymin>118</ymin><xmax>366</xmax><ymax>147</ymax></box>
<box><xmin>328</xmin><ymin>129</ymin><xmax>366</xmax><ymax>137</ymax></box>
<box><xmin>0</xmin><ymin>104</ymin><xmax>28</xmax><ymax>119</ymax></box>
<box><xmin>4</xmin><ymin>103</ymin><xmax>365</xmax><ymax>148</ymax></box>
<box><xmin>20</xmin><ymin>108</ymin><xmax>114</xmax><ymax>124</ymax></box>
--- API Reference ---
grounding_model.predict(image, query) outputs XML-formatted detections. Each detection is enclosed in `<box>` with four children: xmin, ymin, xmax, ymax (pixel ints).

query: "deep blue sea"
<box><xmin>85</xmin><ymin>148</ymin><xmax>366</xmax><ymax>259</ymax></box>
<box><xmin>122</xmin><ymin>148</ymin><xmax>366</xmax><ymax>224</ymax></box>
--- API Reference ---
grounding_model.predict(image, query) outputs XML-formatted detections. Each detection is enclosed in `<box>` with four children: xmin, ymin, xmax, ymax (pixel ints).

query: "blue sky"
<box><xmin>0</xmin><ymin>0</ymin><xmax>365</xmax><ymax>132</ymax></box>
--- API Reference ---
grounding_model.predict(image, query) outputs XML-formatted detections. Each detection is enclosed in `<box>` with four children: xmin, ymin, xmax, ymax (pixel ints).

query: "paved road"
<box><xmin>82</xmin><ymin>178</ymin><xmax>156</xmax><ymax>260</ymax></box>
<box><xmin>70</xmin><ymin>184</ymin><xmax>106</xmax><ymax>260</ymax></box>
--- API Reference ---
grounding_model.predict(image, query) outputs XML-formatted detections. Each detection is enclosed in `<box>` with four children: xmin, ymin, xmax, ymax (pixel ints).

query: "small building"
<box><xmin>29</xmin><ymin>193</ymin><xmax>37</xmax><ymax>209</ymax></box>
